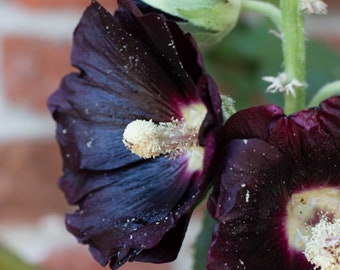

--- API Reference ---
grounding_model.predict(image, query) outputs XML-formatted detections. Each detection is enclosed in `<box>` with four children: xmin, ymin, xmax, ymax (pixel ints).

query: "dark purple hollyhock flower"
<box><xmin>207</xmin><ymin>96</ymin><xmax>340</xmax><ymax>270</ymax></box>
<box><xmin>48</xmin><ymin>0</ymin><xmax>222</xmax><ymax>269</ymax></box>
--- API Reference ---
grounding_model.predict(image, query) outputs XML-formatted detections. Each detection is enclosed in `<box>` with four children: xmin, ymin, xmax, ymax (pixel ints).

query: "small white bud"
<box><xmin>300</xmin><ymin>0</ymin><xmax>328</xmax><ymax>15</ymax></box>
<box><xmin>262</xmin><ymin>73</ymin><xmax>305</xmax><ymax>97</ymax></box>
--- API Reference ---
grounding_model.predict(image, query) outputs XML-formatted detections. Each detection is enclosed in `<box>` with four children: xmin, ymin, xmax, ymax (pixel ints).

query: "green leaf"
<box><xmin>0</xmin><ymin>246</ymin><xmax>41</xmax><ymax>270</ymax></box>
<box><xmin>193</xmin><ymin>209</ymin><xmax>216</xmax><ymax>270</ymax></box>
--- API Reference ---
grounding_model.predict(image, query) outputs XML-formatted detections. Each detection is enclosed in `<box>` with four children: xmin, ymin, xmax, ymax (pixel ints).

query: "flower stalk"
<box><xmin>280</xmin><ymin>0</ymin><xmax>306</xmax><ymax>114</ymax></box>
<box><xmin>308</xmin><ymin>80</ymin><xmax>340</xmax><ymax>107</ymax></box>
<box><xmin>241</xmin><ymin>0</ymin><xmax>282</xmax><ymax>30</ymax></box>
<box><xmin>241</xmin><ymin>0</ymin><xmax>307</xmax><ymax>113</ymax></box>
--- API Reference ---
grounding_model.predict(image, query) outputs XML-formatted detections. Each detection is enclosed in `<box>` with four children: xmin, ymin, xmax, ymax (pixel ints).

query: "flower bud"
<box><xmin>134</xmin><ymin>0</ymin><xmax>242</xmax><ymax>46</ymax></box>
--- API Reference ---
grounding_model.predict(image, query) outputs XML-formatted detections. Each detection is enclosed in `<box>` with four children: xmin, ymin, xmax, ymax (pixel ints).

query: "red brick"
<box><xmin>12</xmin><ymin>0</ymin><xmax>339</xmax><ymax>11</ymax></box>
<box><xmin>0</xmin><ymin>139</ymin><xmax>67</xmax><ymax>222</ymax></box>
<box><xmin>40</xmin><ymin>246</ymin><xmax>109</xmax><ymax>270</ymax></box>
<box><xmin>316</xmin><ymin>35</ymin><xmax>340</xmax><ymax>53</ymax></box>
<box><xmin>11</xmin><ymin>0</ymin><xmax>117</xmax><ymax>11</ymax></box>
<box><xmin>328</xmin><ymin>0</ymin><xmax>340</xmax><ymax>9</ymax></box>
<box><xmin>40</xmin><ymin>245</ymin><xmax>172</xmax><ymax>270</ymax></box>
<box><xmin>11</xmin><ymin>0</ymin><xmax>338</xmax><ymax>11</ymax></box>
<box><xmin>3</xmin><ymin>36</ymin><xmax>73</xmax><ymax>113</ymax></box>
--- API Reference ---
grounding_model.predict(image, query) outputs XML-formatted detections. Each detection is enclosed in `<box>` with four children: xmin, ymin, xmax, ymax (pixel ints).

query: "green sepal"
<box><xmin>220</xmin><ymin>94</ymin><xmax>236</xmax><ymax>123</ymax></box>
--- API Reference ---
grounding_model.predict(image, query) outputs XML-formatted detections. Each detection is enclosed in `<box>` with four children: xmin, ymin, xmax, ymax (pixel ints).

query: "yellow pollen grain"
<box><xmin>304</xmin><ymin>217</ymin><xmax>340</xmax><ymax>270</ymax></box>
<box><xmin>285</xmin><ymin>187</ymin><xmax>340</xmax><ymax>269</ymax></box>
<box><xmin>122</xmin><ymin>119</ymin><xmax>162</xmax><ymax>159</ymax></box>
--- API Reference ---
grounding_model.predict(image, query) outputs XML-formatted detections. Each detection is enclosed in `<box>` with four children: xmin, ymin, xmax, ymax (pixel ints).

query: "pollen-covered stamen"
<box><xmin>285</xmin><ymin>187</ymin><xmax>340</xmax><ymax>269</ymax></box>
<box><xmin>304</xmin><ymin>216</ymin><xmax>340</xmax><ymax>270</ymax></box>
<box><xmin>123</xmin><ymin>118</ymin><xmax>200</xmax><ymax>159</ymax></box>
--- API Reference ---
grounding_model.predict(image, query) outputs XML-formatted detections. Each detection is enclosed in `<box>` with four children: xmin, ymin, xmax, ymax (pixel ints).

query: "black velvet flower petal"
<box><xmin>221</xmin><ymin>104</ymin><xmax>284</xmax><ymax>141</ymax></box>
<box><xmin>207</xmin><ymin>96</ymin><xmax>340</xmax><ymax>270</ymax></box>
<box><xmin>63</xmin><ymin>155</ymin><xmax>194</xmax><ymax>266</ymax></box>
<box><xmin>207</xmin><ymin>139</ymin><xmax>310</xmax><ymax>270</ymax></box>
<box><xmin>48</xmin><ymin>0</ymin><xmax>222</xmax><ymax>268</ymax></box>
<box><xmin>270</xmin><ymin>96</ymin><xmax>340</xmax><ymax>185</ymax></box>
<box><xmin>208</xmin><ymin>103</ymin><xmax>285</xmax><ymax>218</ymax></box>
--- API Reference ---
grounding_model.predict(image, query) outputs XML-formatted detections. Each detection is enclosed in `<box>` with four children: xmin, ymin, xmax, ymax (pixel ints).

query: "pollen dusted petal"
<box><xmin>61</xmin><ymin>156</ymin><xmax>195</xmax><ymax>265</ymax></box>
<box><xmin>207</xmin><ymin>139</ymin><xmax>305</xmax><ymax>270</ymax></box>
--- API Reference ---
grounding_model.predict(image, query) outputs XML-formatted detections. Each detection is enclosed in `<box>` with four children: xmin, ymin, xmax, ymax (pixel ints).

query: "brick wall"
<box><xmin>0</xmin><ymin>0</ymin><xmax>339</xmax><ymax>270</ymax></box>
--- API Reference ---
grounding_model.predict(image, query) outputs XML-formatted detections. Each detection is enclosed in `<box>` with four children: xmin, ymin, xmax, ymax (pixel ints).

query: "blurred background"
<box><xmin>0</xmin><ymin>0</ymin><xmax>339</xmax><ymax>270</ymax></box>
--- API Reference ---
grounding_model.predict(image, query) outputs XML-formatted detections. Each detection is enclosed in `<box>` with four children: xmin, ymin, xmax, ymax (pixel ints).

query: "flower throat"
<box><xmin>122</xmin><ymin>103</ymin><xmax>207</xmax><ymax>162</ymax></box>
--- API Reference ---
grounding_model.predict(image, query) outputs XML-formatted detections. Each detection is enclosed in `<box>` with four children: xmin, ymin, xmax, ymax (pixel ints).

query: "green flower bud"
<box><xmin>139</xmin><ymin>0</ymin><xmax>242</xmax><ymax>46</ymax></box>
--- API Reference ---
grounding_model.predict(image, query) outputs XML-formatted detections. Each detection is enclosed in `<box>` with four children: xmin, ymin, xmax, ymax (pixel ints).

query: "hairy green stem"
<box><xmin>308</xmin><ymin>80</ymin><xmax>340</xmax><ymax>107</ymax></box>
<box><xmin>280</xmin><ymin>0</ymin><xmax>306</xmax><ymax>114</ymax></box>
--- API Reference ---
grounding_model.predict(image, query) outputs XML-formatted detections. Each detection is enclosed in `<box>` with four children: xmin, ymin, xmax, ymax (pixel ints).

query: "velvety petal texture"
<box><xmin>207</xmin><ymin>96</ymin><xmax>340</xmax><ymax>270</ymax></box>
<box><xmin>48</xmin><ymin>0</ymin><xmax>222</xmax><ymax>269</ymax></box>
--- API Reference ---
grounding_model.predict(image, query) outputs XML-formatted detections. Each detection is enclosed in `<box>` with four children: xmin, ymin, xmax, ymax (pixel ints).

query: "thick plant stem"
<box><xmin>280</xmin><ymin>0</ymin><xmax>306</xmax><ymax>114</ymax></box>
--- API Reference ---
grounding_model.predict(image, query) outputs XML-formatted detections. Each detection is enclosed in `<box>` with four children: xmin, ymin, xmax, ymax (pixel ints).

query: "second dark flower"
<box><xmin>208</xmin><ymin>96</ymin><xmax>340</xmax><ymax>270</ymax></box>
